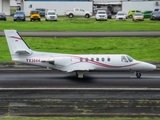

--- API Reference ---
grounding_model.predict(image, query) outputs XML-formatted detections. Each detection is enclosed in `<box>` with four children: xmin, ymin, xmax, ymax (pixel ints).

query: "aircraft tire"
<box><xmin>136</xmin><ymin>72</ymin><xmax>141</xmax><ymax>78</ymax></box>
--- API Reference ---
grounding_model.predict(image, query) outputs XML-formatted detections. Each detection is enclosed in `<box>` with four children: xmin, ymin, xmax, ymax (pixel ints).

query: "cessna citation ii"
<box><xmin>4</xmin><ymin>30</ymin><xmax>156</xmax><ymax>78</ymax></box>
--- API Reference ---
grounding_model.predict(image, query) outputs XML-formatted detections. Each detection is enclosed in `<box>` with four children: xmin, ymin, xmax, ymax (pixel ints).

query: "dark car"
<box><xmin>0</xmin><ymin>13</ymin><xmax>6</xmax><ymax>21</ymax></box>
<box><xmin>106</xmin><ymin>11</ymin><xmax>112</xmax><ymax>19</ymax></box>
<box><xmin>150</xmin><ymin>11</ymin><xmax>160</xmax><ymax>20</ymax></box>
<box><xmin>143</xmin><ymin>10</ymin><xmax>152</xmax><ymax>18</ymax></box>
<box><xmin>13</xmin><ymin>11</ymin><xmax>25</xmax><ymax>21</ymax></box>
<box><xmin>34</xmin><ymin>8</ymin><xmax>45</xmax><ymax>16</ymax></box>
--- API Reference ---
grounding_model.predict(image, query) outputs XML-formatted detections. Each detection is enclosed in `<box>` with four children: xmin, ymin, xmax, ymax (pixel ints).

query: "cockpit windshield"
<box><xmin>121</xmin><ymin>56</ymin><xmax>128</xmax><ymax>62</ymax></box>
<box><xmin>126</xmin><ymin>55</ymin><xmax>133</xmax><ymax>62</ymax></box>
<box><xmin>121</xmin><ymin>55</ymin><xmax>134</xmax><ymax>62</ymax></box>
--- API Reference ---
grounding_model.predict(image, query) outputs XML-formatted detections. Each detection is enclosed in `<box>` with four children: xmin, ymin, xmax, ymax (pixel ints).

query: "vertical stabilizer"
<box><xmin>4</xmin><ymin>30</ymin><xmax>32</xmax><ymax>60</ymax></box>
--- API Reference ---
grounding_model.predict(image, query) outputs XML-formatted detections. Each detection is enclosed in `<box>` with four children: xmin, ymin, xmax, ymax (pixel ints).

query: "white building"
<box><xmin>1</xmin><ymin>0</ymin><xmax>160</xmax><ymax>15</ymax></box>
<box><xmin>0</xmin><ymin>0</ymin><xmax>10</xmax><ymax>15</ymax></box>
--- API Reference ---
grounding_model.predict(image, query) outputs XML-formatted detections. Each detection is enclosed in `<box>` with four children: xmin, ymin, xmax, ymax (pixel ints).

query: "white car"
<box><xmin>115</xmin><ymin>12</ymin><xmax>126</xmax><ymax>20</ymax></box>
<box><xmin>45</xmin><ymin>9</ymin><xmax>58</xmax><ymax>21</ymax></box>
<box><xmin>95</xmin><ymin>10</ymin><xmax>108</xmax><ymax>21</ymax></box>
<box><xmin>117</xmin><ymin>11</ymin><xmax>127</xmax><ymax>19</ymax></box>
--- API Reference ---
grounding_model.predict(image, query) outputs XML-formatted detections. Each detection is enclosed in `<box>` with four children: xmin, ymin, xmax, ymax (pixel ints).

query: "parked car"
<box><xmin>115</xmin><ymin>12</ymin><xmax>126</xmax><ymax>21</ymax></box>
<box><xmin>106</xmin><ymin>11</ymin><xmax>112</xmax><ymax>19</ymax></box>
<box><xmin>132</xmin><ymin>12</ymin><xmax>144</xmax><ymax>21</ymax></box>
<box><xmin>128</xmin><ymin>10</ymin><xmax>141</xmax><ymax>18</ymax></box>
<box><xmin>45</xmin><ymin>9</ymin><xmax>58</xmax><ymax>21</ymax></box>
<box><xmin>13</xmin><ymin>11</ymin><xmax>25</xmax><ymax>21</ymax></box>
<box><xmin>0</xmin><ymin>13</ymin><xmax>6</xmax><ymax>21</ymax></box>
<box><xmin>117</xmin><ymin>11</ymin><xmax>127</xmax><ymax>19</ymax></box>
<box><xmin>150</xmin><ymin>11</ymin><xmax>160</xmax><ymax>20</ymax></box>
<box><xmin>143</xmin><ymin>10</ymin><xmax>152</xmax><ymax>18</ymax></box>
<box><xmin>30</xmin><ymin>10</ymin><xmax>41</xmax><ymax>21</ymax></box>
<box><xmin>64</xmin><ymin>8</ymin><xmax>92</xmax><ymax>18</ymax></box>
<box><xmin>34</xmin><ymin>8</ymin><xmax>45</xmax><ymax>16</ymax></box>
<box><xmin>95</xmin><ymin>10</ymin><xmax>107</xmax><ymax>21</ymax></box>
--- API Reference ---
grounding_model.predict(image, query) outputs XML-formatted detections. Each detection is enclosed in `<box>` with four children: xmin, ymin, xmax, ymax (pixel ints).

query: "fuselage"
<box><xmin>13</xmin><ymin>51</ymin><xmax>156</xmax><ymax>72</ymax></box>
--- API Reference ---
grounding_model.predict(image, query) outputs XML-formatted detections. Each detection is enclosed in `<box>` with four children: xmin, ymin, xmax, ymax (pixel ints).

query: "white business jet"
<box><xmin>4</xmin><ymin>30</ymin><xmax>156</xmax><ymax>78</ymax></box>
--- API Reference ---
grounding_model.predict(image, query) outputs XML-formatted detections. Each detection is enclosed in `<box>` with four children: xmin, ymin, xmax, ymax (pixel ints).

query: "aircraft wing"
<box><xmin>41</xmin><ymin>59</ymin><xmax>54</xmax><ymax>62</ymax></box>
<box><xmin>66</xmin><ymin>66</ymin><xmax>95</xmax><ymax>72</ymax></box>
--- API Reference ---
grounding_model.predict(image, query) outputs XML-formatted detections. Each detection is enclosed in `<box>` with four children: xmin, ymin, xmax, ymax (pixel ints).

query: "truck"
<box><xmin>45</xmin><ymin>9</ymin><xmax>58</xmax><ymax>21</ymax></box>
<box><xmin>64</xmin><ymin>8</ymin><xmax>92</xmax><ymax>18</ymax></box>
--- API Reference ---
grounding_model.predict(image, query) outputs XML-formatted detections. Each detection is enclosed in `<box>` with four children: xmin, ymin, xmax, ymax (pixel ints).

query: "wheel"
<box><xmin>76</xmin><ymin>72</ymin><xmax>83</xmax><ymax>79</ymax></box>
<box><xmin>136</xmin><ymin>72</ymin><xmax>141</xmax><ymax>78</ymax></box>
<box><xmin>39</xmin><ymin>18</ymin><xmax>41</xmax><ymax>21</ymax></box>
<box><xmin>69</xmin><ymin>13</ymin><xmax>73</xmax><ymax>18</ymax></box>
<box><xmin>85</xmin><ymin>14</ymin><xmax>90</xmax><ymax>18</ymax></box>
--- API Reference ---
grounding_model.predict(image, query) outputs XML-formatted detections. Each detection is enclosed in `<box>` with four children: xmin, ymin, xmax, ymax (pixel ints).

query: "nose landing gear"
<box><xmin>135</xmin><ymin>72</ymin><xmax>141</xmax><ymax>78</ymax></box>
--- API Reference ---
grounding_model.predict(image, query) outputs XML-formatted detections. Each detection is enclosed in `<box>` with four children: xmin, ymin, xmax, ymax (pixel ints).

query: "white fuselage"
<box><xmin>13</xmin><ymin>51</ymin><xmax>156</xmax><ymax>73</ymax></box>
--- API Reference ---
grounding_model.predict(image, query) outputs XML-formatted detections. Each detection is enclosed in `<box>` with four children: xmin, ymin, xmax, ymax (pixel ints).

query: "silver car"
<box><xmin>115</xmin><ymin>12</ymin><xmax>126</xmax><ymax>21</ymax></box>
<box><xmin>95</xmin><ymin>10</ymin><xmax>108</xmax><ymax>21</ymax></box>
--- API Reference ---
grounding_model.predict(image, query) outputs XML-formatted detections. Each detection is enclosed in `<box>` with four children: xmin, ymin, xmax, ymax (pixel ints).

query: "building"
<box><xmin>0</xmin><ymin>0</ymin><xmax>10</xmax><ymax>15</ymax></box>
<box><xmin>1</xmin><ymin>0</ymin><xmax>160</xmax><ymax>15</ymax></box>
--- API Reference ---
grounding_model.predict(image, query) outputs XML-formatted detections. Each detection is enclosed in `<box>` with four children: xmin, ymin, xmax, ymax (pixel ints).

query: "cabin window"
<box><xmin>102</xmin><ymin>58</ymin><xmax>105</xmax><ymax>61</ymax></box>
<box><xmin>121</xmin><ymin>56</ymin><xmax>128</xmax><ymax>62</ymax></box>
<box><xmin>91</xmin><ymin>58</ymin><xmax>94</xmax><ymax>61</ymax></box>
<box><xmin>86</xmin><ymin>58</ymin><xmax>88</xmax><ymax>62</ymax></box>
<box><xmin>107</xmin><ymin>58</ymin><xmax>110</xmax><ymax>62</ymax></box>
<box><xmin>96</xmin><ymin>58</ymin><xmax>99</xmax><ymax>61</ymax></box>
<box><xmin>80</xmin><ymin>58</ymin><xmax>83</xmax><ymax>62</ymax></box>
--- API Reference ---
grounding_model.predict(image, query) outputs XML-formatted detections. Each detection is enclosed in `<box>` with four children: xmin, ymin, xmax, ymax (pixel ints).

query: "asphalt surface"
<box><xmin>1</xmin><ymin>31</ymin><xmax>160</xmax><ymax>37</ymax></box>
<box><xmin>0</xmin><ymin>70</ymin><xmax>159</xmax><ymax>117</ymax></box>
<box><xmin>0</xmin><ymin>70</ymin><xmax>159</xmax><ymax>88</ymax></box>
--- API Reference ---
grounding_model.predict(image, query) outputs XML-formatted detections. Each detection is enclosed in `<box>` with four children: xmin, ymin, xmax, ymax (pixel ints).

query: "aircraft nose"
<box><xmin>151</xmin><ymin>64</ymin><xmax>156</xmax><ymax>70</ymax></box>
<box><xmin>145</xmin><ymin>62</ymin><xmax>156</xmax><ymax>71</ymax></box>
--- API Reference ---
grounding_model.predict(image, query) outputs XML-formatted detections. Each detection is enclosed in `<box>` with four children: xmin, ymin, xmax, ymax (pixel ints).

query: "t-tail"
<box><xmin>4</xmin><ymin>30</ymin><xmax>32</xmax><ymax>61</ymax></box>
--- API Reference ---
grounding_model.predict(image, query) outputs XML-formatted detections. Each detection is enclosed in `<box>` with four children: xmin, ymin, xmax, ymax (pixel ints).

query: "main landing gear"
<box><xmin>135</xmin><ymin>72</ymin><xmax>141</xmax><ymax>78</ymax></box>
<box><xmin>76</xmin><ymin>71</ymin><xmax>83</xmax><ymax>79</ymax></box>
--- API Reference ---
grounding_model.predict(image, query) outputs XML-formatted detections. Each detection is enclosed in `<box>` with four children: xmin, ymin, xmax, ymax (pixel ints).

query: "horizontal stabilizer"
<box><xmin>15</xmin><ymin>50</ymin><xmax>32</xmax><ymax>54</ymax></box>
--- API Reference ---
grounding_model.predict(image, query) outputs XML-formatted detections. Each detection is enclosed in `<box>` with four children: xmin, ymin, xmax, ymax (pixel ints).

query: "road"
<box><xmin>0</xmin><ymin>70</ymin><xmax>159</xmax><ymax>88</ymax></box>
<box><xmin>1</xmin><ymin>31</ymin><xmax>160</xmax><ymax>37</ymax></box>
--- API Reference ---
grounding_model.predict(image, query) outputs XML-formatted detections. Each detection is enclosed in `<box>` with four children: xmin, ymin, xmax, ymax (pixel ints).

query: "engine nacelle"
<box><xmin>52</xmin><ymin>57</ymin><xmax>71</xmax><ymax>66</ymax></box>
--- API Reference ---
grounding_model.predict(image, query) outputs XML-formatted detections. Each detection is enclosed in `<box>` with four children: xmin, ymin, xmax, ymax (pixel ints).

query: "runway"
<box><xmin>1</xmin><ymin>31</ymin><xmax>160</xmax><ymax>37</ymax></box>
<box><xmin>0</xmin><ymin>70</ymin><xmax>160</xmax><ymax>117</ymax></box>
<box><xmin>0</xmin><ymin>70</ymin><xmax>159</xmax><ymax>88</ymax></box>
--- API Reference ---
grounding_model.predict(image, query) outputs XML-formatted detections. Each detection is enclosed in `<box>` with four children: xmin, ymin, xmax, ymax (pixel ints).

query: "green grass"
<box><xmin>1</xmin><ymin>17</ymin><xmax>160</xmax><ymax>31</ymax></box>
<box><xmin>1</xmin><ymin>37</ymin><xmax>159</xmax><ymax>62</ymax></box>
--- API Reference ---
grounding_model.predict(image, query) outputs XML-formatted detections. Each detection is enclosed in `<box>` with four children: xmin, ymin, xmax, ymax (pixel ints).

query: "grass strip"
<box><xmin>0</xmin><ymin>37</ymin><xmax>159</xmax><ymax>62</ymax></box>
<box><xmin>1</xmin><ymin>17</ymin><xmax>160</xmax><ymax>31</ymax></box>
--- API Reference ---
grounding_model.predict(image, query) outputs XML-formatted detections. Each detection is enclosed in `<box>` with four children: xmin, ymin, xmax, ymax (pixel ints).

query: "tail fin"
<box><xmin>4</xmin><ymin>30</ymin><xmax>32</xmax><ymax>60</ymax></box>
